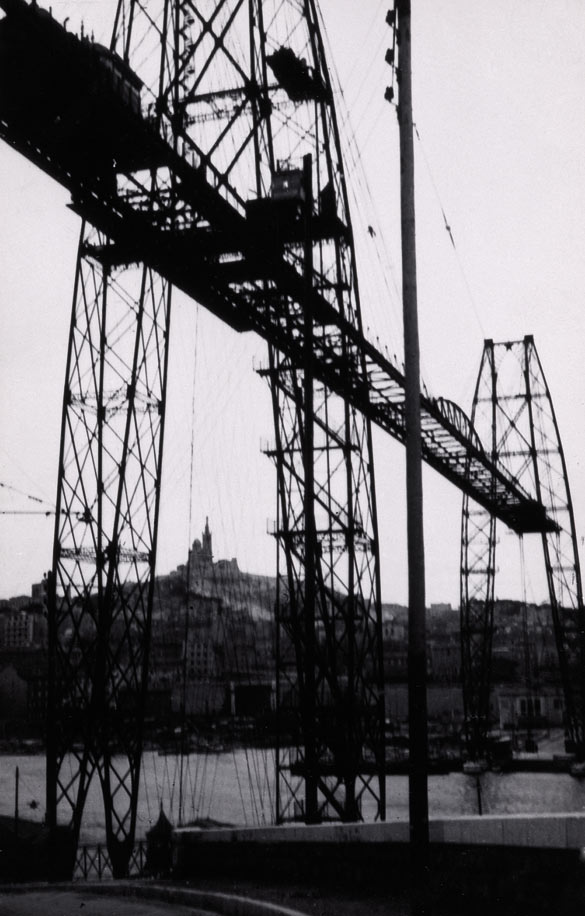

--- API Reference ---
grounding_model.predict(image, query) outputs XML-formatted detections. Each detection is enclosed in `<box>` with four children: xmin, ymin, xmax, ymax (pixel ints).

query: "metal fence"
<box><xmin>73</xmin><ymin>841</ymin><xmax>147</xmax><ymax>881</ymax></box>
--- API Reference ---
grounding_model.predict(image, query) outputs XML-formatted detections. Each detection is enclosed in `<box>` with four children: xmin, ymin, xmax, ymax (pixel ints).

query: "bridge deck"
<box><xmin>0</xmin><ymin>0</ymin><xmax>554</xmax><ymax>534</ymax></box>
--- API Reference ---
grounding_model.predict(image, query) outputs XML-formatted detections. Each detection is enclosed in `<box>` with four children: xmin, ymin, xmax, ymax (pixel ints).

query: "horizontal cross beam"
<box><xmin>0</xmin><ymin>0</ymin><xmax>554</xmax><ymax>535</ymax></box>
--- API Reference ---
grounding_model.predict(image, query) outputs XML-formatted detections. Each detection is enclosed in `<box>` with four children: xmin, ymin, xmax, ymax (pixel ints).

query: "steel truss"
<box><xmin>248</xmin><ymin>1</ymin><xmax>386</xmax><ymax>822</ymax></box>
<box><xmin>0</xmin><ymin>0</ymin><xmax>566</xmax><ymax>864</ymax></box>
<box><xmin>0</xmin><ymin>0</ymin><xmax>554</xmax><ymax>537</ymax></box>
<box><xmin>461</xmin><ymin>337</ymin><xmax>585</xmax><ymax>760</ymax></box>
<box><xmin>47</xmin><ymin>0</ymin><xmax>187</xmax><ymax>877</ymax></box>
<box><xmin>43</xmin><ymin>0</ymin><xmax>386</xmax><ymax>861</ymax></box>
<box><xmin>178</xmin><ymin>0</ymin><xmax>386</xmax><ymax>821</ymax></box>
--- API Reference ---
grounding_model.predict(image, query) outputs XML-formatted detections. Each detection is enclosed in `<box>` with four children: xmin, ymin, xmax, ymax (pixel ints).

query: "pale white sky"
<box><xmin>1</xmin><ymin>1</ymin><xmax>585</xmax><ymax>607</ymax></box>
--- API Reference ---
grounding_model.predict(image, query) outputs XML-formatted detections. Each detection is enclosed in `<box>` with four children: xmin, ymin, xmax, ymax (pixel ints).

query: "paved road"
<box><xmin>0</xmin><ymin>890</ymin><xmax>215</xmax><ymax>916</ymax></box>
<box><xmin>0</xmin><ymin>882</ymin><xmax>407</xmax><ymax>916</ymax></box>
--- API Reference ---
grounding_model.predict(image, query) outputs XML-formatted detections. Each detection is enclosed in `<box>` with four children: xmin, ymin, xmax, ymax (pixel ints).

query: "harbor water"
<box><xmin>3</xmin><ymin>748</ymin><xmax>585</xmax><ymax>845</ymax></box>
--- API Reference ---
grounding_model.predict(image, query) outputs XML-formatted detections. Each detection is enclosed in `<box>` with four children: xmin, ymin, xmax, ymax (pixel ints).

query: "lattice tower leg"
<box><xmin>245</xmin><ymin>0</ymin><xmax>385</xmax><ymax>822</ymax></box>
<box><xmin>46</xmin><ymin>0</ymin><xmax>387</xmax><ymax>845</ymax></box>
<box><xmin>461</xmin><ymin>336</ymin><xmax>585</xmax><ymax>762</ymax></box>
<box><xmin>47</xmin><ymin>227</ymin><xmax>171</xmax><ymax>877</ymax></box>
<box><xmin>181</xmin><ymin>0</ymin><xmax>386</xmax><ymax>822</ymax></box>
<box><xmin>460</xmin><ymin>343</ymin><xmax>497</xmax><ymax>762</ymax></box>
<box><xmin>47</xmin><ymin>0</ymin><xmax>186</xmax><ymax>877</ymax></box>
<box><xmin>522</xmin><ymin>338</ymin><xmax>585</xmax><ymax>754</ymax></box>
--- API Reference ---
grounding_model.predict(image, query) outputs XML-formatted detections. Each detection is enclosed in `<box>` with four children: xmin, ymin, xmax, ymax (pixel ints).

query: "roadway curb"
<box><xmin>0</xmin><ymin>881</ymin><xmax>313</xmax><ymax>916</ymax></box>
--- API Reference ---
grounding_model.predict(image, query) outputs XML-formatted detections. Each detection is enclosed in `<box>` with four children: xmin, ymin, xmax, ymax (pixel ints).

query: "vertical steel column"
<box><xmin>522</xmin><ymin>337</ymin><xmax>585</xmax><ymax>755</ymax></box>
<box><xmin>460</xmin><ymin>342</ymin><xmax>497</xmax><ymax>762</ymax></box>
<box><xmin>246</xmin><ymin>0</ymin><xmax>386</xmax><ymax>822</ymax></box>
<box><xmin>47</xmin><ymin>226</ymin><xmax>172</xmax><ymax>876</ymax></box>
<box><xmin>45</xmin><ymin>0</ymin><xmax>387</xmax><ymax>848</ymax></box>
<box><xmin>47</xmin><ymin>0</ymin><xmax>183</xmax><ymax>877</ymax></box>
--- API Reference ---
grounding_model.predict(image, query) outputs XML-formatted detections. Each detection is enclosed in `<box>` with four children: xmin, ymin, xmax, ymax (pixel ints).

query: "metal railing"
<box><xmin>73</xmin><ymin>841</ymin><xmax>147</xmax><ymax>881</ymax></box>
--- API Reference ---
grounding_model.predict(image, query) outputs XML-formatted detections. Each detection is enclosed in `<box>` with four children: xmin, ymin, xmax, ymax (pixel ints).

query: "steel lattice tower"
<box><xmin>46</xmin><ymin>0</ymin><xmax>201</xmax><ymax>877</ymax></box>
<box><xmin>460</xmin><ymin>343</ymin><xmax>497</xmax><ymax>761</ymax></box>
<box><xmin>251</xmin><ymin>2</ymin><xmax>385</xmax><ymax>824</ymax></box>
<box><xmin>461</xmin><ymin>337</ymin><xmax>585</xmax><ymax>761</ymax></box>
<box><xmin>0</xmin><ymin>0</ymin><xmax>572</xmax><ymax>867</ymax></box>
<box><xmin>172</xmin><ymin>0</ymin><xmax>385</xmax><ymax>823</ymax></box>
<box><xmin>45</xmin><ymin>0</ymin><xmax>386</xmax><ymax>873</ymax></box>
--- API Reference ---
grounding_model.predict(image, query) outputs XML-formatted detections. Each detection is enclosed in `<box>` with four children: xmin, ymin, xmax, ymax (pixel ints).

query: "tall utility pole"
<box><xmin>302</xmin><ymin>152</ymin><xmax>318</xmax><ymax>824</ymax></box>
<box><xmin>394</xmin><ymin>0</ymin><xmax>430</xmax><ymax>865</ymax></box>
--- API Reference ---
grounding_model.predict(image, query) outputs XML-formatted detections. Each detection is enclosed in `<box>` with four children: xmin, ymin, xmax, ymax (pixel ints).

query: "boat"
<box><xmin>462</xmin><ymin>759</ymin><xmax>488</xmax><ymax>775</ymax></box>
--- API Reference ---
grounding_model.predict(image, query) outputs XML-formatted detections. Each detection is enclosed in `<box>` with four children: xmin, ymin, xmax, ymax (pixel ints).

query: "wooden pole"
<box><xmin>396</xmin><ymin>0</ymin><xmax>430</xmax><ymax>867</ymax></box>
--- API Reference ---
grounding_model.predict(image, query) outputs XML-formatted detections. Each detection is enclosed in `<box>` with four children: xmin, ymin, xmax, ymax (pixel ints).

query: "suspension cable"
<box><xmin>519</xmin><ymin>535</ymin><xmax>536</xmax><ymax>750</ymax></box>
<box><xmin>0</xmin><ymin>480</ymin><xmax>59</xmax><ymax>516</ymax></box>
<box><xmin>413</xmin><ymin>123</ymin><xmax>486</xmax><ymax>339</ymax></box>
<box><xmin>178</xmin><ymin>302</ymin><xmax>201</xmax><ymax>827</ymax></box>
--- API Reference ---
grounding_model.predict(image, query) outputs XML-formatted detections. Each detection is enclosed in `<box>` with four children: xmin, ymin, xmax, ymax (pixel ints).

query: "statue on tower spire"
<box><xmin>202</xmin><ymin>516</ymin><xmax>213</xmax><ymax>563</ymax></box>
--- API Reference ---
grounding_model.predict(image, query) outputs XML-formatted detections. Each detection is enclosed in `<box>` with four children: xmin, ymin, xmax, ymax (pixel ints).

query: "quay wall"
<box><xmin>173</xmin><ymin>816</ymin><xmax>585</xmax><ymax>914</ymax></box>
<box><xmin>175</xmin><ymin>812</ymin><xmax>585</xmax><ymax>851</ymax></box>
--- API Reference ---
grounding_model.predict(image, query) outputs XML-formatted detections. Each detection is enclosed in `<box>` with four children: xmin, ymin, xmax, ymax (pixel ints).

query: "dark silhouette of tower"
<box><xmin>201</xmin><ymin>518</ymin><xmax>213</xmax><ymax>564</ymax></box>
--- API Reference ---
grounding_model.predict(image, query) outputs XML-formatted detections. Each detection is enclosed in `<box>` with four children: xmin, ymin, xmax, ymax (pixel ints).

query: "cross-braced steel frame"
<box><xmin>254</xmin><ymin>1</ymin><xmax>384</xmax><ymax>823</ymax></box>
<box><xmin>45</xmin><ymin>0</ymin><xmax>386</xmax><ymax>871</ymax></box>
<box><xmin>180</xmin><ymin>0</ymin><xmax>385</xmax><ymax>822</ymax></box>
<box><xmin>47</xmin><ymin>0</ymin><xmax>188</xmax><ymax>877</ymax></box>
<box><xmin>461</xmin><ymin>337</ymin><xmax>585</xmax><ymax>761</ymax></box>
<box><xmin>0</xmin><ymin>0</ymin><xmax>563</xmax><ymax>872</ymax></box>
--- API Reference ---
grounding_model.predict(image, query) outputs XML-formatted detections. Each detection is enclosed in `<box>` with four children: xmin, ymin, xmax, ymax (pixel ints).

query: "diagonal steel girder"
<box><xmin>0</xmin><ymin>119</ymin><xmax>550</xmax><ymax>535</ymax></box>
<box><xmin>70</xmin><ymin>185</ymin><xmax>552</xmax><ymax>537</ymax></box>
<box><xmin>0</xmin><ymin>0</ymin><xmax>552</xmax><ymax>535</ymax></box>
<box><xmin>0</xmin><ymin>0</ymin><xmax>552</xmax><ymax>536</ymax></box>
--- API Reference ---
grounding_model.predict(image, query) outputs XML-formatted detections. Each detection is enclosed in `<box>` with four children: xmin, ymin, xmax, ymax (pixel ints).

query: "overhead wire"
<box><xmin>413</xmin><ymin>123</ymin><xmax>486</xmax><ymax>339</ymax></box>
<box><xmin>0</xmin><ymin>510</ymin><xmax>56</xmax><ymax>516</ymax></box>
<box><xmin>342</xmin><ymin>0</ymin><xmax>387</xmax><ymax>92</ymax></box>
<box><xmin>0</xmin><ymin>480</ymin><xmax>55</xmax><ymax>509</ymax></box>
<box><xmin>321</xmin><ymin>0</ymin><xmax>492</xmax><ymax>411</ymax></box>
<box><xmin>0</xmin><ymin>446</ymin><xmax>55</xmax><ymax>506</ymax></box>
<box><xmin>160</xmin><ymin>0</ymin><xmax>278</xmax><ymax>825</ymax></box>
<box><xmin>319</xmin><ymin>9</ymin><xmax>404</xmax><ymax>367</ymax></box>
<box><xmin>216</xmin><ymin>570</ymin><xmax>270</xmax><ymax>825</ymax></box>
<box><xmin>178</xmin><ymin>300</ymin><xmax>200</xmax><ymax>827</ymax></box>
<box><xmin>139</xmin><ymin>752</ymin><xmax>154</xmax><ymax>834</ymax></box>
<box><xmin>519</xmin><ymin>535</ymin><xmax>536</xmax><ymax>747</ymax></box>
<box><xmin>0</xmin><ymin>479</ymin><xmax>85</xmax><ymax>518</ymax></box>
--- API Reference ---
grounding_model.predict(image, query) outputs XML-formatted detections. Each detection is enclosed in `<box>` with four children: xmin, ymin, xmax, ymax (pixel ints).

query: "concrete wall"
<box><xmin>173</xmin><ymin>816</ymin><xmax>585</xmax><ymax>914</ymax></box>
<box><xmin>174</xmin><ymin>813</ymin><xmax>585</xmax><ymax>853</ymax></box>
